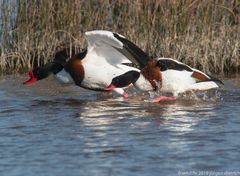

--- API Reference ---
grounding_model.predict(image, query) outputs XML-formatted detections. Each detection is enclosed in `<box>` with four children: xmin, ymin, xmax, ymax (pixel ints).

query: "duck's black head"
<box><xmin>23</xmin><ymin>62</ymin><xmax>63</xmax><ymax>85</ymax></box>
<box><xmin>23</xmin><ymin>47</ymin><xmax>80</xmax><ymax>85</ymax></box>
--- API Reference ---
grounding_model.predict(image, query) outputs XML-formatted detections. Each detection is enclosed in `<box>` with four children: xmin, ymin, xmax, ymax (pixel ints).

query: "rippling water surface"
<box><xmin>0</xmin><ymin>75</ymin><xmax>240</xmax><ymax>176</ymax></box>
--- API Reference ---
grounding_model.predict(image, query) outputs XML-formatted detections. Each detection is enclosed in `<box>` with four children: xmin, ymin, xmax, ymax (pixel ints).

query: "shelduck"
<box><xmin>23</xmin><ymin>30</ymin><xmax>144</xmax><ymax>98</ymax></box>
<box><xmin>104</xmin><ymin>35</ymin><xmax>223</xmax><ymax>102</ymax></box>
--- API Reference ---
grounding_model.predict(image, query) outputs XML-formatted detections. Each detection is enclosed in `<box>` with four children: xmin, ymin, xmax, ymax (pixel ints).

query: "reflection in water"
<box><xmin>0</xmin><ymin>75</ymin><xmax>240</xmax><ymax>175</ymax></box>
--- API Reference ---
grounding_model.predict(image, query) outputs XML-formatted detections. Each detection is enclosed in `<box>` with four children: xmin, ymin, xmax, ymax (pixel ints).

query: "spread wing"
<box><xmin>85</xmin><ymin>30</ymin><xmax>150</xmax><ymax>67</ymax></box>
<box><xmin>112</xmin><ymin>32</ymin><xmax>150</xmax><ymax>68</ymax></box>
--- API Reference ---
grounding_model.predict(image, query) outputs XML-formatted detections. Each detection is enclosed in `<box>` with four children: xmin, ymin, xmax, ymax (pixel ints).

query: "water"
<box><xmin>0</xmin><ymin>75</ymin><xmax>240</xmax><ymax>176</ymax></box>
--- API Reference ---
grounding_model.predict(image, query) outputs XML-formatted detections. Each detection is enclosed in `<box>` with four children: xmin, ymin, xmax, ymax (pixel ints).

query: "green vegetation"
<box><xmin>0</xmin><ymin>0</ymin><xmax>239</xmax><ymax>76</ymax></box>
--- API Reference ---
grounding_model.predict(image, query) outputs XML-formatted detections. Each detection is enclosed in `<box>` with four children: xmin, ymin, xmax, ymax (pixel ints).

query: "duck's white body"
<box><xmin>160</xmin><ymin>69</ymin><xmax>218</xmax><ymax>95</ymax></box>
<box><xmin>134</xmin><ymin>58</ymin><xmax>221</xmax><ymax>96</ymax></box>
<box><xmin>56</xmin><ymin>30</ymin><xmax>139</xmax><ymax>96</ymax></box>
<box><xmin>82</xmin><ymin>60</ymin><xmax>137</xmax><ymax>89</ymax></box>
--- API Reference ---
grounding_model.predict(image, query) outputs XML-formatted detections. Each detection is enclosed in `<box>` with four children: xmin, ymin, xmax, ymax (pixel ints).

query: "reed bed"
<box><xmin>0</xmin><ymin>0</ymin><xmax>239</xmax><ymax>76</ymax></box>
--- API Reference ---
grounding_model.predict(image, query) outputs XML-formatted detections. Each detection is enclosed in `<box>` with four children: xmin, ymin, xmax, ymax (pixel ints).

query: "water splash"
<box><xmin>133</xmin><ymin>88</ymin><xmax>223</xmax><ymax>104</ymax></box>
<box><xmin>177</xmin><ymin>89</ymin><xmax>222</xmax><ymax>102</ymax></box>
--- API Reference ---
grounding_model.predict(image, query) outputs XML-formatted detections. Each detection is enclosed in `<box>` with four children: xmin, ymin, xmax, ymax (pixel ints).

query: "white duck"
<box><xmin>104</xmin><ymin>36</ymin><xmax>223</xmax><ymax>102</ymax></box>
<box><xmin>23</xmin><ymin>30</ymin><xmax>144</xmax><ymax>98</ymax></box>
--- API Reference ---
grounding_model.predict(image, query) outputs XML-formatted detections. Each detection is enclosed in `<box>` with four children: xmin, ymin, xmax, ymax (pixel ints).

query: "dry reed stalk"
<box><xmin>0</xmin><ymin>0</ymin><xmax>239</xmax><ymax>76</ymax></box>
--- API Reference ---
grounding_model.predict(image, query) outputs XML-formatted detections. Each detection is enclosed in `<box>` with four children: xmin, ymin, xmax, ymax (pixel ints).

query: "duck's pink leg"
<box><xmin>150</xmin><ymin>96</ymin><xmax>176</xmax><ymax>103</ymax></box>
<box><xmin>122</xmin><ymin>92</ymin><xmax>129</xmax><ymax>98</ymax></box>
<box><xmin>113</xmin><ymin>88</ymin><xmax>129</xmax><ymax>98</ymax></box>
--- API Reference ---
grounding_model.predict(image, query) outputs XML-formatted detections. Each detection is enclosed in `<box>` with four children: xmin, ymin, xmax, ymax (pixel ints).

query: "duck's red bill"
<box><xmin>23</xmin><ymin>71</ymin><xmax>37</xmax><ymax>85</ymax></box>
<box><xmin>104</xmin><ymin>84</ymin><xmax>115</xmax><ymax>91</ymax></box>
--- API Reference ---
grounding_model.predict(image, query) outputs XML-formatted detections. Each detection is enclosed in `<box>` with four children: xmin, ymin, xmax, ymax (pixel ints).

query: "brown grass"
<box><xmin>0</xmin><ymin>0</ymin><xmax>239</xmax><ymax>76</ymax></box>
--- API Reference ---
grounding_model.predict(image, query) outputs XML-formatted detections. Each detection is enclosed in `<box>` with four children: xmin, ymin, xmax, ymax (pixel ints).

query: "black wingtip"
<box><xmin>113</xmin><ymin>33</ymin><xmax>150</xmax><ymax>68</ymax></box>
<box><xmin>206</xmin><ymin>74</ymin><xmax>224</xmax><ymax>85</ymax></box>
<box><xmin>196</xmin><ymin>77</ymin><xmax>224</xmax><ymax>86</ymax></box>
